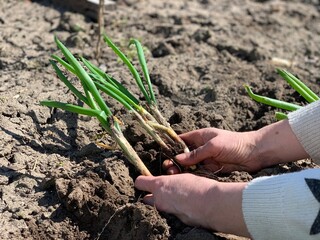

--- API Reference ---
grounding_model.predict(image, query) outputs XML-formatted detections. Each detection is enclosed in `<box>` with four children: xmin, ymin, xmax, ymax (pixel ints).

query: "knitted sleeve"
<box><xmin>242</xmin><ymin>102</ymin><xmax>320</xmax><ymax>239</ymax></box>
<box><xmin>242</xmin><ymin>168</ymin><xmax>320</xmax><ymax>240</ymax></box>
<box><xmin>288</xmin><ymin>100</ymin><xmax>320</xmax><ymax>164</ymax></box>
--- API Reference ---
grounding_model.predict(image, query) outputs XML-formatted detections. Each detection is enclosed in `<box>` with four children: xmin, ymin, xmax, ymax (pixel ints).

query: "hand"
<box><xmin>135</xmin><ymin>173</ymin><xmax>250</xmax><ymax>237</ymax></box>
<box><xmin>165</xmin><ymin>120</ymin><xmax>309</xmax><ymax>174</ymax></box>
<box><xmin>165</xmin><ymin>127</ymin><xmax>261</xmax><ymax>174</ymax></box>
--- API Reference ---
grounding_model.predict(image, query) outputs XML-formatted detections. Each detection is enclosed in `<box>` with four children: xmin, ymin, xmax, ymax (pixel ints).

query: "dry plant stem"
<box><xmin>138</xmin><ymin>107</ymin><xmax>158</xmax><ymax>122</ymax></box>
<box><xmin>148</xmin><ymin>104</ymin><xmax>170</xmax><ymax>127</ymax></box>
<box><xmin>148</xmin><ymin>105</ymin><xmax>190</xmax><ymax>153</ymax></box>
<box><xmin>148</xmin><ymin>121</ymin><xmax>190</xmax><ymax>153</ymax></box>
<box><xmin>136</xmin><ymin>107</ymin><xmax>190</xmax><ymax>154</ymax></box>
<box><xmin>96</xmin><ymin>142</ymin><xmax>117</xmax><ymax>150</ymax></box>
<box><xmin>131</xmin><ymin>110</ymin><xmax>170</xmax><ymax>151</ymax></box>
<box><xmin>95</xmin><ymin>0</ymin><xmax>105</xmax><ymax>59</ymax></box>
<box><xmin>110</xmin><ymin>119</ymin><xmax>152</xmax><ymax>176</ymax></box>
<box><xmin>136</xmin><ymin>108</ymin><xmax>176</xmax><ymax>147</ymax></box>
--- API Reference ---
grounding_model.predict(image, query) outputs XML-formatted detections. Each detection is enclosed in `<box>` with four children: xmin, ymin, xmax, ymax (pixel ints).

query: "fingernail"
<box><xmin>175</xmin><ymin>153</ymin><xmax>184</xmax><ymax>161</ymax></box>
<box><xmin>143</xmin><ymin>195</ymin><xmax>154</xmax><ymax>206</ymax></box>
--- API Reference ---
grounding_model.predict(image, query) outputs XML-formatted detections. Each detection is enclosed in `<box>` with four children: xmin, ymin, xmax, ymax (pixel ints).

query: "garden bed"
<box><xmin>0</xmin><ymin>0</ymin><xmax>319</xmax><ymax>239</ymax></box>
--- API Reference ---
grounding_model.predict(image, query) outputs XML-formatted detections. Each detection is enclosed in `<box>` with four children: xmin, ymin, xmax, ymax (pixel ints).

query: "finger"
<box><xmin>202</xmin><ymin>160</ymin><xmax>244</xmax><ymax>174</ymax></box>
<box><xmin>134</xmin><ymin>176</ymin><xmax>156</xmax><ymax>193</ymax></box>
<box><xmin>175</xmin><ymin>143</ymin><xmax>213</xmax><ymax>165</ymax></box>
<box><xmin>162</xmin><ymin>160</ymin><xmax>180</xmax><ymax>174</ymax></box>
<box><xmin>179</xmin><ymin>129</ymin><xmax>207</xmax><ymax>146</ymax></box>
<box><xmin>162</xmin><ymin>159</ymin><xmax>174</xmax><ymax>170</ymax></box>
<box><xmin>218</xmin><ymin>164</ymin><xmax>248</xmax><ymax>173</ymax></box>
<box><xmin>202</xmin><ymin>162</ymin><xmax>224</xmax><ymax>173</ymax></box>
<box><xmin>166</xmin><ymin>166</ymin><xmax>180</xmax><ymax>175</ymax></box>
<box><xmin>143</xmin><ymin>194</ymin><xmax>155</xmax><ymax>206</ymax></box>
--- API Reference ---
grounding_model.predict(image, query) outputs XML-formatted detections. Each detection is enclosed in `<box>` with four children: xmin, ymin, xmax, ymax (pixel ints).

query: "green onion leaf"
<box><xmin>51</xmin><ymin>54</ymin><xmax>76</xmax><ymax>75</ymax></box>
<box><xmin>277</xmin><ymin>69</ymin><xmax>319</xmax><ymax>103</ymax></box>
<box><xmin>94</xmin><ymin>81</ymin><xmax>140</xmax><ymax>111</ymax></box>
<box><xmin>244</xmin><ymin>85</ymin><xmax>302</xmax><ymax>111</ymax></box>
<box><xmin>81</xmin><ymin>57</ymin><xmax>140</xmax><ymax>105</ymax></box>
<box><xmin>40</xmin><ymin>100</ymin><xmax>111</xmax><ymax>132</ymax></box>
<box><xmin>54</xmin><ymin>36</ymin><xmax>112</xmax><ymax>116</ymax></box>
<box><xmin>40</xmin><ymin>100</ymin><xmax>106</xmax><ymax>118</ymax></box>
<box><xmin>129</xmin><ymin>39</ymin><xmax>156</xmax><ymax>104</ymax></box>
<box><xmin>275</xmin><ymin>112</ymin><xmax>288</xmax><ymax>120</ymax></box>
<box><xmin>106</xmin><ymin>74</ymin><xmax>140</xmax><ymax>105</ymax></box>
<box><xmin>50</xmin><ymin>60</ymin><xmax>89</xmax><ymax>106</ymax></box>
<box><xmin>103</xmin><ymin>34</ymin><xmax>151</xmax><ymax>104</ymax></box>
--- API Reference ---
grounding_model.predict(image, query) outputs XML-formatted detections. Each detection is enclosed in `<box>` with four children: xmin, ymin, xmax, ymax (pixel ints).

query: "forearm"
<box><xmin>136</xmin><ymin>174</ymin><xmax>250</xmax><ymax>237</ymax></box>
<box><xmin>206</xmin><ymin>182</ymin><xmax>250</xmax><ymax>237</ymax></box>
<box><xmin>254</xmin><ymin>119</ymin><xmax>309</xmax><ymax>167</ymax></box>
<box><xmin>288</xmin><ymin>100</ymin><xmax>320</xmax><ymax>164</ymax></box>
<box><xmin>243</xmin><ymin>168</ymin><xmax>320</xmax><ymax>239</ymax></box>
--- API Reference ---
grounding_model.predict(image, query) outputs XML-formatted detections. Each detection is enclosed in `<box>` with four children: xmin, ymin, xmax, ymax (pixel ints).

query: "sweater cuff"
<box><xmin>242</xmin><ymin>169</ymin><xmax>320</xmax><ymax>240</ymax></box>
<box><xmin>288</xmin><ymin>100</ymin><xmax>320</xmax><ymax>164</ymax></box>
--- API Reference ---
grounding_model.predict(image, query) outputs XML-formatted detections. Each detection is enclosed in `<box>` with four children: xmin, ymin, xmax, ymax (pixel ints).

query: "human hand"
<box><xmin>165</xmin><ymin>127</ymin><xmax>261</xmax><ymax>174</ymax></box>
<box><xmin>165</xmin><ymin>120</ymin><xmax>308</xmax><ymax>174</ymax></box>
<box><xmin>135</xmin><ymin>173</ymin><xmax>250</xmax><ymax>237</ymax></box>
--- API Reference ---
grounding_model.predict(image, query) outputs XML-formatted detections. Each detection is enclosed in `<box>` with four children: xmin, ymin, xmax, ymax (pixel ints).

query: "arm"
<box><xmin>136</xmin><ymin>102</ymin><xmax>320</xmax><ymax>238</ymax></box>
<box><xmin>135</xmin><ymin>162</ymin><xmax>320</xmax><ymax>238</ymax></box>
<box><xmin>254</xmin><ymin>118</ymin><xmax>308</xmax><ymax>168</ymax></box>
<box><xmin>165</xmin><ymin>118</ymin><xmax>309</xmax><ymax>174</ymax></box>
<box><xmin>135</xmin><ymin>174</ymin><xmax>251</xmax><ymax>237</ymax></box>
<box><xmin>166</xmin><ymin>100</ymin><xmax>320</xmax><ymax>174</ymax></box>
<box><xmin>242</xmin><ymin>100</ymin><xmax>320</xmax><ymax>239</ymax></box>
<box><xmin>243</xmin><ymin>168</ymin><xmax>320</xmax><ymax>240</ymax></box>
<box><xmin>253</xmin><ymin>99</ymin><xmax>320</xmax><ymax>167</ymax></box>
<box><xmin>288</xmin><ymin>100</ymin><xmax>320</xmax><ymax>164</ymax></box>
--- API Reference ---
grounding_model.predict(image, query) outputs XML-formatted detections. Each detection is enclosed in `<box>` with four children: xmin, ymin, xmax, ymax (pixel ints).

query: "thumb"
<box><xmin>143</xmin><ymin>194</ymin><xmax>155</xmax><ymax>206</ymax></box>
<box><xmin>175</xmin><ymin>143</ymin><xmax>213</xmax><ymax>165</ymax></box>
<box><xmin>134</xmin><ymin>176</ymin><xmax>156</xmax><ymax>193</ymax></box>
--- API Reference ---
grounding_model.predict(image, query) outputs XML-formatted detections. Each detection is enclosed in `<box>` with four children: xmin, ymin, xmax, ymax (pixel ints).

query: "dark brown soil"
<box><xmin>1</xmin><ymin>0</ymin><xmax>319</xmax><ymax>239</ymax></box>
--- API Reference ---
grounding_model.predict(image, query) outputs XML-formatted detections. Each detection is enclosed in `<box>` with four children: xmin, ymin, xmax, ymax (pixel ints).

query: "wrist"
<box><xmin>253</xmin><ymin>127</ymin><xmax>282</xmax><ymax>168</ymax></box>
<box><xmin>254</xmin><ymin>120</ymin><xmax>308</xmax><ymax>167</ymax></box>
<box><xmin>206</xmin><ymin>181</ymin><xmax>250</xmax><ymax>237</ymax></box>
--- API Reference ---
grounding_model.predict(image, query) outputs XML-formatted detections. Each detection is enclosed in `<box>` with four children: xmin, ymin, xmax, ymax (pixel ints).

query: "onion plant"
<box><xmin>41</xmin><ymin>35</ymin><xmax>191</xmax><ymax>176</ymax></box>
<box><xmin>245</xmin><ymin>69</ymin><xmax>319</xmax><ymax>120</ymax></box>
<box><xmin>100</xmin><ymin>35</ymin><xmax>190</xmax><ymax>154</ymax></box>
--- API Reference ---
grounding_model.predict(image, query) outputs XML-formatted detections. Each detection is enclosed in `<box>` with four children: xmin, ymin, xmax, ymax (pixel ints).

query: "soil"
<box><xmin>1</xmin><ymin>0</ymin><xmax>319</xmax><ymax>239</ymax></box>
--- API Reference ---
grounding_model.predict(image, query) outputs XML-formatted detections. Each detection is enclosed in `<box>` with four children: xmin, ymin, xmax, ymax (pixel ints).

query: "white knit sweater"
<box><xmin>242</xmin><ymin>100</ymin><xmax>320</xmax><ymax>240</ymax></box>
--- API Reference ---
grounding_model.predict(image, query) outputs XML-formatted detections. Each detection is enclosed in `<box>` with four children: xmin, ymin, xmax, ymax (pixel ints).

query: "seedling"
<box><xmin>41</xmin><ymin>36</ymin><xmax>190</xmax><ymax>176</ymax></box>
<box><xmin>245</xmin><ymin>69</ymin><xmax>319</xmax><ymax>120</ymax></box>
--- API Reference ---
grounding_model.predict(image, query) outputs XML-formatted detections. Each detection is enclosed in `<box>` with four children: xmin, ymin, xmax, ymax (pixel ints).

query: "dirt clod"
<box><xmin>0</xmin><ymin>0</ymin><xmax>319</xmax><ymax>239</ymax></box>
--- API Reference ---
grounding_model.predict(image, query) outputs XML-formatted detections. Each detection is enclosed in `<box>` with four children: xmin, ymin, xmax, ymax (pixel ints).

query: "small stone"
<box><xmin>0</xmin><ymin>175</ymin><xmax>9</xmax><ymax>185</ymax></box>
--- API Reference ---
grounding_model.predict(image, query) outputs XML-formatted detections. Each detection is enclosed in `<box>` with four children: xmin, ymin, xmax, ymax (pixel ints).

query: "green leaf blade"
<box><xmin>40</xmin><ymin>100</ymin><xmax>111</xmax><ymax>132</ymax></box>
<box><xmin>244</xmin><ymin>85</ymin><xmax>302</xmax><ymax>111</ymax></box>
<box><xmin>81</xmin><ymin>57</ymin><xmax>140</xmax><ymax>105</ymax></box>
<box><xmin>54</xmin><ymin>37</ymin><xmax>112</xmax><ymax>116</ymax></box>
<box><xmin>106</xmin><ymin>74</ymin><xmax>140</xmax><ymax>105</ymax></box>
<box><xmin>51</xmin><ymin>54</ymin><xmax>76</xmax><ymax>75</ymax></box>
<box><xmin>40</xmin><ymin>100</ymin><xmax>106</xmax><ymax>118</ymax></box>
<box><xmin>103</xmin><ymin>34</ymin><xmax>151</xmax><ymax>104</ymax></box>
<box><xmin>278</xmin><ymin>69</ymin><xmax>319</xmax><ymax>103</ymax></box>
<box><xmin>129</xmin><ymin>39</ymin><xmax>156</xmax><ymax>104</ymax></box>
<box><xmin>50</xmin><ymin>60</ymin><xmax>89</xmax><ymax>106</ymax></box>
<box><xmin>275</xmin><ymin>112</ymin><xmax>288</xmax><ymax>120</ymax></box>
<box><xmin>277</xmin><ymin>69</ymin><xmax>317</xmax><ymax>103</ymax></box>
<box><xmin>94</xmin><ymin>81</ymin><xmax>138</xmax><ymax>111</ymax></box>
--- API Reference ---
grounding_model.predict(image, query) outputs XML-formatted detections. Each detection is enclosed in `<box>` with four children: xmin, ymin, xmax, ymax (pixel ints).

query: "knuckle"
<box><xmin>153</xmin><ymin>178</ymin><xmax>164</xmax><ymax>189</ymax></box>
<box><xmin>189</xmin><ymin>149</ymin><xmax>199</xmax><ymax>162</ymax></box>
